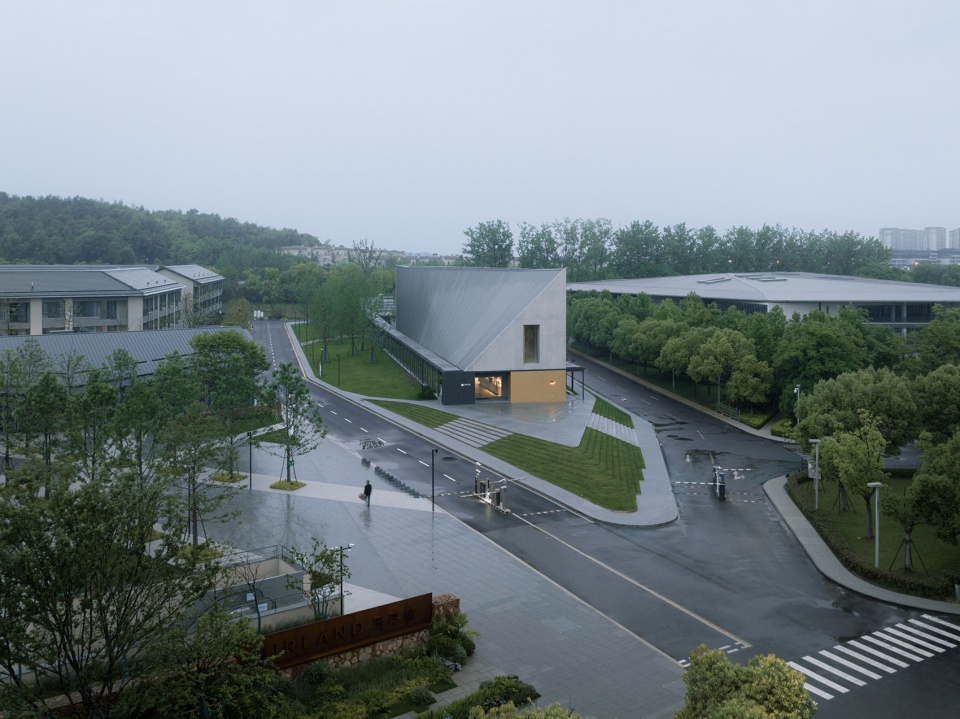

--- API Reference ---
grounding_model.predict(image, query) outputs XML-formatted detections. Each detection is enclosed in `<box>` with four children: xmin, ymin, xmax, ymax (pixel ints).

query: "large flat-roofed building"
<box><xmin>387</xmin><ymin>266</ymin><xmax>568</xmax><ymax>404</ymax></box>
<box><xmin>569</xmin><ymin>272</ymin><xmax>960</xmax><ymax>335</ymax></box>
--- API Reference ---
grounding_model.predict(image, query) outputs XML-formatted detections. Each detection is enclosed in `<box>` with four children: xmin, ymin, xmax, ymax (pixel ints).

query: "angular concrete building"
<box><xmin>388</xmin><ymin>266</ymin><xmax>567</xmax><ymax>404</ymax></box>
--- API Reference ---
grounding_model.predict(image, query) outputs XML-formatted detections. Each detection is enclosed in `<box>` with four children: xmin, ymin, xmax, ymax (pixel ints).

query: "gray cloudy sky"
<box><xmin>1</xmin><ymin>1</ymin><xmax>957</xmax><ymax>255</ymax></box>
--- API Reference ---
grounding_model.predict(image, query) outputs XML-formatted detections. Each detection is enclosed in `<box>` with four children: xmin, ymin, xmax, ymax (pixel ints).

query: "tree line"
<box><xmin>0</xmin><ymin>193</ymin><xmax>316</xmax><ymax>301</ymax></box>
<box><xmin>462</xmin><ymin>218</ymin><xmax>900</xmax><ymax>281</ymax></box>
<box><xmin>0</xmin><ymin>331</ymin><xmax>325</xmax><ymax>716</ymax></box>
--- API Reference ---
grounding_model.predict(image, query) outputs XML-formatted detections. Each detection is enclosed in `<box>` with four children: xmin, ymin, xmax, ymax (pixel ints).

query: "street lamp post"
<box><xmin>868</xmin><ymin>482</ymin><xmax>883</xmax><ymax>568</ymax></box>
<box><xmin>809</xmin><ymin>439</ymin><xmax>820</xmax><ymax>510</ymax></box>
<box><xmin>794</xmin><ymin>384</ymin><xmax>801</xmax><ymax>423</ymax></box>
<box><xmin>247</xmin><ymin>431</ymin><xmax>253</xmax><ymax>490</ymax></box>
<box><xmin>431</xmin><ymin>448</ymin><xmax>439</xmax><ymax>512</ymax></box>
<box><xmin>338</xmin><ymin>543</ymin><xmax>354</xmax><ymax>615</ymax></box>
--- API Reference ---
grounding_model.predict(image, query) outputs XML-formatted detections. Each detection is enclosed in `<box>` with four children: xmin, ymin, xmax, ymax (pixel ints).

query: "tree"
<box><xmin>674</xmin><ymin>645</ymin><xmax>816</xmax><ymax>719</ymax></box>
<box><xmin>351</xmin><ymin>237</ymin><xmax>383</xmax><ymax>275</ymax></box>
<box><xmin>611</xmin><ymin>219</ymin><xmax>665</xmax><ymax>278</ymax></box>
<box><xmin>267</xmin><ymin>362</ymin><xmax>326</xmax><ymax>483</ymax></box>
<box><xmin>909</xmin><ymin>431</ymin><xmax>960</xmax><ymax>546</ymax></box>
<box><xmin>912</xmin><ymin>364</ymin><xmax>960</xmax><ymax>443</ymax></box>
<box><xmin>908</xmin><ymin>305</ymin><xmax>960</xmax><ymax>375</ymax></box>
<box><xmin>462</xmin><ymin>220</ymin><xmax>514</xmax><ymax>267</ymax></box>
<box><xmin>517</xmin><ymin>222</ymin><xmax>561</xmax><ymax>269</ymax></box>
<box><xmin>189</xmin><ymin>330</ymin><xmax>269</xmax><ymax>478</ymax></box>
<box><xmin>0</xmin><ymin>470</ymin><xmax>221</xmax><ymax>717</ymax></box>
<box><xmin>286</xmin><ymin>537</ymin><xmax>352</xmax><ymax>620</ymax></box>
<box><xmin>223</xmin><ymin>296</ymin><xmax>253</xmax><ymax>329</ymax></box>
<box><xmin>796</xmin><ymin>367</ymin><xmax>917</xmax><ymax>456</ymax></box>
<box><xmin>118</xmin><ymin>606</ymin><xmax>285</xmax><ymax>718</ymax></box>
<box><xmin>819</xmin><ymin>415</ymin><xmax>888</xmax><ymax>538</ymax></box>
<box><xmin>773</xmin><ymin>310</ymin><xmax>869</xmax><ymax>413</ymax></box>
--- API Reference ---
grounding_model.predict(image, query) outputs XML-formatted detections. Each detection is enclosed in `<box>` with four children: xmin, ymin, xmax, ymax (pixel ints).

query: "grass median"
<box><xmin>371</xmin><ymin>399</ymin><xmax>643</xmax><ymax>512</ymax></box>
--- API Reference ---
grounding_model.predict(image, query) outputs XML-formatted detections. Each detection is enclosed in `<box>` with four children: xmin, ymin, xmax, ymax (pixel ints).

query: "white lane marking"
<box><xmin>801</xmin><ymin>656</ymin><xmax>867</xmax><ymax>686</ymax></box>
<box><xmin>418</xmin><ymin>460</ymin><xmax>429</xmax><ymax>467</ymax></box>
<box><xmin>861</xmin><ymin>635</ymin><xmax>924</xmax><ymax>662</ymax></box>
<box><xmin>895</xmin><ymin>623</ymin><xmax>955</xmax><ymax>649</ymax></box>
<box><xmin>788</xmin><ymin>662</ymin><xmax>849</xmax><ymax>693</ymax></box>
<box><xmin>377</xmin><ymin>437</ymin><xmax>386</xmax><ymax>444</ymax></box>
<box><xmin>344</xmin><ymin>418</ymin><xmax>353</xmax><ymax>424</ymax></box>
<box><xmin>843</xmin><ymin>641</ymin><xmax>906</xmax><ymax>669</ymax></box>
<box><xmin>396</xmin><ymin>448</ymin><xmax>407</xmax><ymax>455</ymax></box>
<box><xmin>874</xmin><ymin>629</ymin><xmax>937</xmax><ymax>657</ymax></box>
<box><xmin>330</xmin><ymin>410</ymin><xmax>338</xmax><ymax>416</ymax></box>
<box><xmin>443</xmin><ymin>474</ymin><xmax>457</xmax><ymax>482</ymax></box>
<box><xmin>820</xmin><ymin>650</ymin><xmax>882</xmax><ymax>680</ymax></box>
<box><xmin>910</xmin><ymin>618</ymin><xmax>960</xmax><ymax>642</ymax></box>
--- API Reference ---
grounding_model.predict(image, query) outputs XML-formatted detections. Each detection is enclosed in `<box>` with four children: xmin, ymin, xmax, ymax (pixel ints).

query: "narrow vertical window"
<box><xmin>523</xmin><ymin>325</ymin><xmax>539</xmax><ymax>364</ymax></box>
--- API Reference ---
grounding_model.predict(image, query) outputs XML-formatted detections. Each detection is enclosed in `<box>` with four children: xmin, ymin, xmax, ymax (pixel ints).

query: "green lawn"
<box><xmin>484</xmin><ymin>428</ymin><xmax>643</xmax><ymax>512</ymax></box>
<box><xmin>798</xmin><ymin>476</ymin><xmax>960</xmax><ymax>579</ymax></box>
<box><xmin>293</xmin><ymin>327</ymin><xmax>424</xmax><ymax>400</ymax></box>
<box><xmin>369</xmin><ymin>400</ymin><xmax>456</xmax><ymax>429</ymax></box>
<box><xmin>591</xmin><ymin>395</ymin><xmax>634</xmax><ymax>427</ymax></box>
<box><xmin>370</xmin><ymin>400</ymin><xmax>643</xmax><ymax>511</ymax></box>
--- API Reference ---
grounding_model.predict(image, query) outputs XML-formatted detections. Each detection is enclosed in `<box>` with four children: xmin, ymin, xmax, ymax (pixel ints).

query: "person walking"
<box><xmin>363</xmin><ymin>479</ymin><xmax>372</xmax><ymax>507</ymax></box>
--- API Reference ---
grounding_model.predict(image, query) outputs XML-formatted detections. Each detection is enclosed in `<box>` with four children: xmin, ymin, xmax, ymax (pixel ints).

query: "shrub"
<box><xmin>408</xmin><ymin>685</ymin><xmax>436</xmax><ymax>706</ymax></box>
<box><xmin>416</xmin><ymin>675</ymin><xmax>540</xmax><ymax>719</ymax></box>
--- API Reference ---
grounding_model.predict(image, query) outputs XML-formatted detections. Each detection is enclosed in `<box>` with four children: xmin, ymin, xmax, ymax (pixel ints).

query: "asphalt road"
<box><xmin>252</xmin><ymin>321</ymin><xmax>960</xmax><ymax>718</ymax></box>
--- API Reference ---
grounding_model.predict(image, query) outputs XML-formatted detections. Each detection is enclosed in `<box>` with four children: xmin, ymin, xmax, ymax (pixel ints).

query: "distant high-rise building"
<box><xmin>949</xmin><ymin>228</ymin><xmax>960</xmax><ymax>249</ymax></box>
<box><xmin>925</xmin><ymin>227</ymin><xmax>947</xmax><ymax>250</ymax></box>
<box><xmin>879</xmin><ymin>227</ymin><xmax>948</xmax><ymax>251</ymax></box>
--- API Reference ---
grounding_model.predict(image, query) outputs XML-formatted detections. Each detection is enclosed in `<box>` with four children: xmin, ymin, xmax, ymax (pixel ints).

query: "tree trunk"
<box><xmin>903</xmin><ymin>529</ymin><xmax>913</xmax><ymax>572</ymax></box>
<box><xmin>864</xmin><ymin>493</ymin><xmax>874</xmax><ymax>539</ymax></box>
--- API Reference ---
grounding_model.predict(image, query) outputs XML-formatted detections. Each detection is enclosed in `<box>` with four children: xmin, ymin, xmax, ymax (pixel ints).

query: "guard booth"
<box><xmin>712</xmin><ymin>465</ymin><xmax>726</xmax><ymax>501</ymax></box>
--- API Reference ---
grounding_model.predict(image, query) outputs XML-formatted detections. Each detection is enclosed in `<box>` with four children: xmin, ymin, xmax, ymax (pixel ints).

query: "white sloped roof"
<box><xmin>396</xmin><ymin>266</ymin><xmax>565</xmax><ymax>370</ymax></box>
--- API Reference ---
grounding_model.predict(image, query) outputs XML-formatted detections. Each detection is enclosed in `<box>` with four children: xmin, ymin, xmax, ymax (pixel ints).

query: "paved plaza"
<box><xmin>209</xmin><ymin>432</ymin><xmax>687</xmax><ymax>719</ymax></box>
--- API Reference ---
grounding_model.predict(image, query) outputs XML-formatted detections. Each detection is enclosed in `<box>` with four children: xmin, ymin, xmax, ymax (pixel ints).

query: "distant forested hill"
<box><xmin>0</xmin><ymin>193</ymin><xmax>317</xmax><ymax>266</ymax></box>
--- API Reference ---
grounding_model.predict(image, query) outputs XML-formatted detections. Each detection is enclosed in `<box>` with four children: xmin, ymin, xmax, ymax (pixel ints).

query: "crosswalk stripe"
<box><xmin>882</xmin><ymin>627</ymin><xmax>944</xmax><ymax>653</ymax></box>
<box><xmin>897</xmin><ymin>623</ymin><xmax>956</xmax><ymax>649</ymax></box>
<box><xmin>921</xmin><ymin>614</ymin><xmax>960</xmax><ymax>634</ymax></box>
<box><xmin>910</xmin><ymin>618</ymin><xmax>960</xmax><ymax>642</ymax></box>
<box><xmin>846</xmin><ymin>640</ymin><xmax>908</xmax><ymax>668</ymax></box>
<box><xmin>820</xmin><ymin>650</ymin><xmax>882</xmax><ymax>680</ymax></box>
<box><xmin>862</xmin><ymin>635</ymin><xmax>925</xmax><ymax>662</ymax></box>
<box><xmin>801</xmin><ymin>655</ymin><xmax>867</xmax><ymax>686</ymax></box>
<box><xmin>787</xmin><ymin>662</ymin><xmax>849</xmax><ymax>693</ymax></box>
<box><xmin>803</xmin><ymin>682</ymin><xmax>834</xmax><ymax>700</ymax></box>
<box><xmin>873</xmin><ymin>630</ymin><xmax>936</xmax><ymax>657</ymax></box>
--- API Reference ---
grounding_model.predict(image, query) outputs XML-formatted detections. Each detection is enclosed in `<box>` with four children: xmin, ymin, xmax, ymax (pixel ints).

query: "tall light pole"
<box><xmin>868</xmin><ymin>482</ymin><xmax>883</xmax><ymax>568</ymax></box>
<box><xmin>794</xmin><ymin>384</ymin><xmax>801</xmax><ymax>423</ymax></box>
<box><xmin>809</xmin><ymin>439</ymin><xmax>820</xmax><ymax>510</ymax></box>
<box><xmin>247</xmin><ymin>431</ymin><xmax>253</xmax><ymax>490</ymax></box>
<box><xmin>338</xmin><ymin>543</ymin><xmax>354</xmax><ymax>616</ymax></box>
<box><xmin>431</xmin><ymin>448</ymin><xmax>439</xmax><ymax>511</ymax></box>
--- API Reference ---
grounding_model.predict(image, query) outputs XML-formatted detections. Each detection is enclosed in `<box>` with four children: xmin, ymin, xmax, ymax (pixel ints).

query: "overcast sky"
<box><xmin>1</xmin><ymin>2</ymin><xmax>957</xmax><ymax>255</ymax></box>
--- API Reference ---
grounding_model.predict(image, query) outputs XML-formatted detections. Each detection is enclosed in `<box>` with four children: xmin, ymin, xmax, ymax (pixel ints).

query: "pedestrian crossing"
<box><xmin>788</xmin><ymin>614</ymin><xmax>960</xmax><ymax>702</ymax></box>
